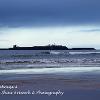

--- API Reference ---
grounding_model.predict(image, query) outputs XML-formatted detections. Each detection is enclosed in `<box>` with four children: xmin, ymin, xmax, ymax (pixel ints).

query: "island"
<box><xmin>0</xmin><ymin>45</ymin><xmax>96</xmax><ymax>50</ymax></box>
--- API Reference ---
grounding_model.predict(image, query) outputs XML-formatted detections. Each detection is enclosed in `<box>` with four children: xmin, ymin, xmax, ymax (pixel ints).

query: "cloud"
<box><xmin>0</xmin><ymin>0</ymin><xmax>100</xmax><ymax>27</ymax></box>
<box><xmin>0</xmin><ymin>26</ymin><xmax>100</xmax><ymax>48</ymax></box>
<box><xmin>0</xmin><ymin>39</ymin><xmax>10</xmax><ymax>42</ymax></box>
<box><xmin>80</xmin><ymin>29</ymin><xmax>100</xmax><ymax>32</ymax></box>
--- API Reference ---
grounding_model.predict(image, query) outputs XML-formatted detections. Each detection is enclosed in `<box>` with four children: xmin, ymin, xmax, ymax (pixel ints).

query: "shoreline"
<box><xmin>0</xmin><ymin>74</ymin><xmax>100</xmax><ymax>99</ymax></box>
<box><xmin>0</xmin><ymin>74</ymin><xmax>100</xmax><ymax>90</ymax></box>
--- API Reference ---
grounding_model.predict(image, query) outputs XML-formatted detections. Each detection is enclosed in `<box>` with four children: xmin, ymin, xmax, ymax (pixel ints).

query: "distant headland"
<box><xmin>0</xmin><ymin>45</ymin><xmax>96</xmax><ymax>50</ymax></box>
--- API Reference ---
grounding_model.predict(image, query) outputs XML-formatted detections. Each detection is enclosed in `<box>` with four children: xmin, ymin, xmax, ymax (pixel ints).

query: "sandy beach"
<box><xmin>1</xmin><ymin>75</ymin><xmax>100</xmax><ymax>90</ymax></box>
<box><xmin>0</xmin><ymin>74</ymin><xmax>100</xmax><ymax>100</ymax></box>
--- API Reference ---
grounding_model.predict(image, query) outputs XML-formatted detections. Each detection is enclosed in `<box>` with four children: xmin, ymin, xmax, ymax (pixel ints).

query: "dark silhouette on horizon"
<box><xmin>9</xmin><ymin>45</ymin><xmax>68</xmax><ymax>50</ymax></box>
<box><xmin>0</xmin><ymin>44</ymin><xmax>96</xmax><ymax>50</ymax></box>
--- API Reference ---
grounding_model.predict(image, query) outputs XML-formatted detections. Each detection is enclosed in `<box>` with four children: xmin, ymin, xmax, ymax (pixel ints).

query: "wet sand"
<box><xmin>0</xmin><ymin>74</ymin><xmax>100</xmax><ymax>100</ymax></box>
<box><xmin>1</xmin><ymin>77</ymin><xmax>100</xmax><ymax>90</ymax></box>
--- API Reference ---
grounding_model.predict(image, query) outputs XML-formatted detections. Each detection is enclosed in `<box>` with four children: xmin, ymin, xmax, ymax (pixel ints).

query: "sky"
<box><xmin>0</xmin><ymin>0</ymin><xmax>100</xmax><ymax>48</ymax></box>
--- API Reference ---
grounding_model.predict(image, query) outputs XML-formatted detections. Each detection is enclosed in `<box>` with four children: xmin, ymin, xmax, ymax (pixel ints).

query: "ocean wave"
<box><xmin>0</xmin><ymin>50</ymin><xmax>100</xmax><ymax>70</ymax></box>
<box><xmin>69</xmin><ymin>52</ymin><xmax>100</xmax><ymax>55</ymax></box>
<box><xmin>0</xmin><ymin>58</ymin><xmax>100</xmax><ymax>65</ymax></box>
<box><xmin>0</xmin><ymin>67</ymin><xmax>100</xmax><ymax>75</ymax></box>
<box><xmin>0</xmin><ymin>58</ymin><xmax>100</xmax><ymax>70</ymax></box>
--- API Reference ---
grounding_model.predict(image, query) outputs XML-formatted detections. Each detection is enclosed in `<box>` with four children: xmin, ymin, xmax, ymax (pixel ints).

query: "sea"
<box><xmin>0</xmin><ymin>50</ymin><xmax>100</xmax><ymax>80</ymax></box>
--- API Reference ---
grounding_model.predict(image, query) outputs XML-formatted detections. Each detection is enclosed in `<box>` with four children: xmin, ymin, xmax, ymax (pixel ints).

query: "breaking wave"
<box><xmin>0</xmin><ymin>50</ymin><xmax>100</xmax><ymax>70</ymax></box>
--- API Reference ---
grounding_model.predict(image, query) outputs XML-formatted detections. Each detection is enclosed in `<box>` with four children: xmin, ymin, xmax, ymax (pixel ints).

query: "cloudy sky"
<box><xmin>0</xmin><ymin>0</ymin><xmax>100</xmax><ymax>48</ymax></box>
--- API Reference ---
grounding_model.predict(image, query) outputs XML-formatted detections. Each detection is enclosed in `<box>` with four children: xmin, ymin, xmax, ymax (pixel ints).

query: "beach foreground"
<box><xmin>0</xmin><ymin>73</ymin><xmax>100</xmax><ymax>100</ymax></box>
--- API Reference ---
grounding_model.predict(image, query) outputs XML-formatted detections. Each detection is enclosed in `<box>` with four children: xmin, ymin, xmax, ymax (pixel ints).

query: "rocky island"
<box><xmin>0</xmin><ymin>44</ymin><xmax>96</xmax><ymax>50</ymax></box>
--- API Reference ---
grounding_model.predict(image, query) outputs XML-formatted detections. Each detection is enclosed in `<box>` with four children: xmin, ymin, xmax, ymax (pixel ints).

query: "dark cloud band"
<box><xmin>0</xmin><ymin>0</ymin><xmax>100</xmax><ymax>27</ymax></box>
